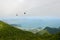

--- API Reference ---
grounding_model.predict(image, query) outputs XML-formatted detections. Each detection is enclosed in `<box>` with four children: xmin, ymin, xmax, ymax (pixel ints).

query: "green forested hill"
<box><xmin>44</xmin><ymin>27</ymin><xmax>60</xmax><ymax>34</ymax></box>
<box><xmin>0</xmin><ymin>21</ymin><xmax>41</xmax><ymax>40</ymax></box>
<box><xmin>0</xmin><ymin>21</ymin><xmax>60</xmax><ymax>40</ymax></box>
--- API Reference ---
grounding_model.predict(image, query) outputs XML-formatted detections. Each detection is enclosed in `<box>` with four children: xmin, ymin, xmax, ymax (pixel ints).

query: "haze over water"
<box><xmin>0</xmin><ymin>16</ymin><xmax>60</xmax><ymax>29</ymax></box>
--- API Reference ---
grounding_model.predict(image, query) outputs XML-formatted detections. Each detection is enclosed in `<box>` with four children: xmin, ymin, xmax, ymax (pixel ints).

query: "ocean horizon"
<box><xmin>0</xmin><ymin>16</ymin><xmax>60</xmax><ymax>29</ymax></box>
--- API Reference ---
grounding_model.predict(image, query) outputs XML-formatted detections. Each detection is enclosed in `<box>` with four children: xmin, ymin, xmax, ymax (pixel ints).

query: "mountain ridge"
<box><xmin>44</xmin><ymin>27</ymin><xmax>60</xmax><ymax>34</ymax></box>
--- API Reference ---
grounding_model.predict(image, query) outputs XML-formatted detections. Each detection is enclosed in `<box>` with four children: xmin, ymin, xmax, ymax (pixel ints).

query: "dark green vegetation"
<box><xmin>44</xmin><ymin>27</ymin><xmax>60</xmax><ymax>34</ymax></box>
<box><xmin>36</xmin><ymin>27</ymin><xmax>60</xmax><ymax>40</ymax></box>
<box><xmin>0</xmin><ymin>21</ymin><xmax>41</xmax><ymax>40</ymax></box>
<box><xmin>0</xmin><ymin>21</ymin><xmax>60</xmax><ymax>40</ymax></box>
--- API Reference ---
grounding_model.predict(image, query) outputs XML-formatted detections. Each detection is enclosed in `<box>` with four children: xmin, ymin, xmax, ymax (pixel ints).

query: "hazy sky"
<box><xmin>0</xmin><ymin>0</ymin><xmax>60</xmax><ymax>18</ymax></box>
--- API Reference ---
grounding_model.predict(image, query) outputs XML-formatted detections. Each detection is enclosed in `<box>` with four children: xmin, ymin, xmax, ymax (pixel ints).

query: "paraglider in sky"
<box><xmin>24</xmin><ymin>12</ymin><xmax>26</xmax><ymax>14</ymax></box>
<box><xmin>16</xmin><ymin>12</ymin><xmax>26</xmax><ymax>16</ymax></box>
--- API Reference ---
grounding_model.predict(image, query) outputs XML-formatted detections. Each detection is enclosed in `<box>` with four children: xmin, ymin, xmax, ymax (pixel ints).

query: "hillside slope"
<box><xmin>44</xmin><ymin>27</ymin><xmax>60</xmax><ymax>34</ymax></box>
<box><xmin>0</xmin><ymin>21</ymin><xmax>41</xmax><ymax>40</ymax></box>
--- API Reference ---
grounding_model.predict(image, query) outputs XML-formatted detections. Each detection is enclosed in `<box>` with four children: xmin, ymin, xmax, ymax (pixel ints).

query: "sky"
<box><xmin>0</xmin><ymin>0</ymin><xmax>60</xmax><ymax>18</ymax></box>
